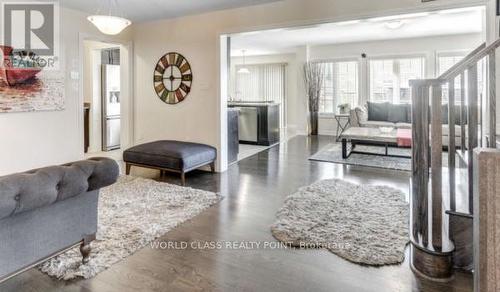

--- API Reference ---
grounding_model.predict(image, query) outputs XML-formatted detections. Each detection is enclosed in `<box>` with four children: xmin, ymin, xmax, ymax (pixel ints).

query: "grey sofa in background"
<box><xmin>0</xmin><ymin>158</ymin><xmax>119</xmax><ymax>282</ymax></box>
<box><xmin>350</xmin><ymin>101</ymin><xmax>468</xmax><ymax>147</ymax></box>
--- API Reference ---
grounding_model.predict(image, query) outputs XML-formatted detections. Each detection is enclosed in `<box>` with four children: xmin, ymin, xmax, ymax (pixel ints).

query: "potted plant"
<box><xmin>303</xmin><ymin>62</ymin><xmax>325</xmax><ymax>135</ymax></box>
<box><xmin>337</xmin><ymin>103</ymin><xmax>351</xmax><ymax>114</ymax></box>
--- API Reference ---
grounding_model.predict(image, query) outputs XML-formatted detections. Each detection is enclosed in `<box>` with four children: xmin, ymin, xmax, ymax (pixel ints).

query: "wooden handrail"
<box><xmin>438</xmin><ymin>42</ymin><xmax>485</xmax><ymax>80</ymax></box>
<box><xmin>440</xmin><ymin>39</ymin><xmax>500</xmax><ymax>80</ymax></box>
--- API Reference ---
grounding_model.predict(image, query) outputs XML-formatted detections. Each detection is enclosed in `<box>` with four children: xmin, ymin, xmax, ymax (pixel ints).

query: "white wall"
<box><xmin>0</xmin><ymin>8</ymin><xmax>131</xmax><ymax>175</ymax></box>
<box><xmin>310</xmin><ymin>33</ymin><xmax>483</xmax><ymax>135</ymax></box>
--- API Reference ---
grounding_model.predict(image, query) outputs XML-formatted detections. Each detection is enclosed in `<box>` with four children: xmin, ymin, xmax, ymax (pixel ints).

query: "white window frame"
<box><xmin>314</xmin><ymin>57</ymin><xmax>361</xmax><ymax>117</ymax></box>
<box><xmin>367</xmin><ymin>53</ymin><xmax>426</xmax><ymax>104</ymax></box>
<box><xmin>435</xmin><ymin>51</ymin><xmax>469</xmax><ymax>105</ymax></box>
<box><xmin>435</xmin><ymin>50</ymin><xmax>469</xmax><ymax>77</ymax></box>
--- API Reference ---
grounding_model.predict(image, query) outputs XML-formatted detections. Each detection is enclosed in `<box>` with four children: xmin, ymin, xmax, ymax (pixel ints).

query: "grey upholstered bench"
<box><xmin>123</xmin><ymin>140</ymin><xmax>217</xmax><ymax>185</ymax></box>
<box><xmin>0</xmin><ymin>158</ymin><xmax>119</xmax><ymax>283</ymax></box>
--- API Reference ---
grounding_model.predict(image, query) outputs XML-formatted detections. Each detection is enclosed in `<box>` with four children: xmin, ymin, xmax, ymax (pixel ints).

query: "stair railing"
<box><xmin>409</xmin><ymin>39</ymin><xmax>499</xmax><ymax>280</ymax></box>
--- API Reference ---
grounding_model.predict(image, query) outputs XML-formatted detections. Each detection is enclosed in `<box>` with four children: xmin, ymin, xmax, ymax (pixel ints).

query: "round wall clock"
<box><xmin>153</xmin><ymin>52</ymin><xmax>192</xmax><ymax>104</ymax></box>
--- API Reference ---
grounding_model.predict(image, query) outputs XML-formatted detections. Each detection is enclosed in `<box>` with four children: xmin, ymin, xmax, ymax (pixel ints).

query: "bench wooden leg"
<box><xmin>80</xmin><ymin>241</ymin><xmax>91</xmax><ymax>264</ymax></box>
<box><xmin>210</xmin><ymin>162</ymin><xmax>215</xmax><ymax>173</ymax></box>
<box><xmin>181</xmin><ymin>172</ymin><xmax>186</xmax><ymax>186</ymax></box>
<box><xmin>125</xmin><ymin>163</ymin><xmax>131</xmax><ymax>175</ymax></box>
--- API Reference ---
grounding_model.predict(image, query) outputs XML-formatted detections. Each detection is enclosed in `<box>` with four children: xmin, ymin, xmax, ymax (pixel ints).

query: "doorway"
<box><xmin>82</xmin><ymin>40</ymin><xmax>126</xmax><ymax>160</ymax></box>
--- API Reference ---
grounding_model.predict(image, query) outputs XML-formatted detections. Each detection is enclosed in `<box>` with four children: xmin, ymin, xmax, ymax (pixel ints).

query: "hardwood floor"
<box><xmin>0</xmin><ymin>135</ymin><xmax>473</xmax><ymax>292</ymax></box>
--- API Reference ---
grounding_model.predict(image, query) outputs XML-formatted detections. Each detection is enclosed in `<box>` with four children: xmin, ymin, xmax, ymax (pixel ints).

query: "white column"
<box><xmin>217</xmin><ymin>35</ymin><xmax>229</xmax><ymax>172</ymax></box>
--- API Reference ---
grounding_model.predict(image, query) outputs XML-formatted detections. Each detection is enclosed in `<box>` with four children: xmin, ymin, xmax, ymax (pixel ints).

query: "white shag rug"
<box><xmin>38</xmin><ymin>176</ymin><xmax>220</xmax><ymax>280</ymax></box>
<box><xmin>271</xmin><ymin>179</ymin><xmax>409</xmax><ymax>266</ymax></box>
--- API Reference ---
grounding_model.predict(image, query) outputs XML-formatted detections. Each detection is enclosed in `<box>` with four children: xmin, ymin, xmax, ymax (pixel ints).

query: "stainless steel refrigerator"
<box><xmin>101</xmin><ymin>64</ymin><xmax>121</xmax><ymax>151</ymax></box>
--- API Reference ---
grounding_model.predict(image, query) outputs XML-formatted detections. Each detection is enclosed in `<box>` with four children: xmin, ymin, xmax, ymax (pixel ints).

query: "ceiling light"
<box><xmin>237</xmin><ymin>67</ymin><xmax>250</xmax><ymax>74</ymax></box>
<box><xmin>385</xmin><ymin>20</ymin><xmax>405</xmax><ymax>30</ymax></box>
<box><xmin>88</xmin><ymin>15</ymin><xmax>131</xmax><ymax>35</ymax></box>
<box><xmin>88</xmin><ymin>0</ymin><xmax>131</xmax><ymax>35</ymax></box>
<box><xmin>238</xmin><ymin>50</ymin><xmax>250</xmax><ymax>74</ymax></box>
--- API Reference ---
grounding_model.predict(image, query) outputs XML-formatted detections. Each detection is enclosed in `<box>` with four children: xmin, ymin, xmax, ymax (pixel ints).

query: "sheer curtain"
<box><xmin>235</xmin><ymin>63</ymin><xmax>287</xmax><ymax>128</ymax></box>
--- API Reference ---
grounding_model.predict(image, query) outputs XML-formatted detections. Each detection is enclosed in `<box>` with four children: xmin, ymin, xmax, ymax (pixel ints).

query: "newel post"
<box><xmin>409</xmin><ymin>79</ymin><xmax>454</xmax><ymax>281</ymax></box>
<box><xmin>473</xmin><ymin>149</ymin><xmax>500</xmax><ymax>292</ymax></box>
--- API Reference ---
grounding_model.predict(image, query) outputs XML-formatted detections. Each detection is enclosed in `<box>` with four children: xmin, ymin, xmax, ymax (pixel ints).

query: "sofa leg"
<box><xmin>209</xmin><ymin>162</ymin><xmax>215</xmax><ymax>173</ymax></box>
<box><xmin>125</xmin><ymin>163</ymin><xmax>131</xmax><ymax>175</ymax></box>
<box><xmin>181</xmin><ymin>172</ymin><xmax>186</xmax><ymax>186</ymax></box>
<box><xmin>80</xmin><ymin>241</ymin><xmax>91</xmax><ymax>264</ymax></box>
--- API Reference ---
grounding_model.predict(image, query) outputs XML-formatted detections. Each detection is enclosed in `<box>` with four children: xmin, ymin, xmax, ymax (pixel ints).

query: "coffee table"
<box><xmin>340</xmin><ymin>127</ymin><xmax>411</xmax><ymax>159</ymax></box>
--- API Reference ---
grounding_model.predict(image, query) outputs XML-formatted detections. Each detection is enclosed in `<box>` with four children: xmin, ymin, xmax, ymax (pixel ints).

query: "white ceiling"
<box><xmin>231</xmin><ymin>6</ymin><xmax>485</xmax><ymax>56</ymax></box>
<box><xmin>60</xmin><ymin>0</ymin><xmax>281</xmax><ymax>22</ymax></box>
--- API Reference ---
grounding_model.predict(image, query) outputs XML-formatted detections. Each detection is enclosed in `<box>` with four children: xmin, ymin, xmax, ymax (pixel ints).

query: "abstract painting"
<box><xmin>0</xmin><ymin>46</ymin><xmax>64</xmax><ymax>113</ymax></box>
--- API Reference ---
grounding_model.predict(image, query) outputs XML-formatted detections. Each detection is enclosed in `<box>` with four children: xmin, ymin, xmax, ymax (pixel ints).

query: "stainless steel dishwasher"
<box><xmin>237</xmin><ymin>107</ymin><xmax>259</xmax><ymax>143</ymax></box>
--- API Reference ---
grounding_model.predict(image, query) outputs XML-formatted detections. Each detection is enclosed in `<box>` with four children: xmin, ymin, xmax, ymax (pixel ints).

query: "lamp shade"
<box><xmin>238</xmin><ymin>67</ymin><xmax>250</xmax><ymax>74</ymax></box>
<box><xmin>88</xmin><ymin>15</ymin><xmax>131</xmax><ymax>35</ymax></box>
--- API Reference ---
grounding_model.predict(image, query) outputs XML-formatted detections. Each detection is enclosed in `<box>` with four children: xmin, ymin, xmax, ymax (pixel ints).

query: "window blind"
<box><xmin>234</xmin><ymin>63</ymin><xmax>287</xmax><ymax>128</ymax></box>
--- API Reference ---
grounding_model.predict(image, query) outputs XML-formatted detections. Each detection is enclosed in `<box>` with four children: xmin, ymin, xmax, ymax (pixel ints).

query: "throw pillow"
<box><xmin>388</xmin><ymin>104</ymin><xmax>409</xmax><ymax>123</ymax></box>
<box><xmin>367</xmin><ymin>101</ymin><xmax>389</xmax><ymax>121</ymax></box>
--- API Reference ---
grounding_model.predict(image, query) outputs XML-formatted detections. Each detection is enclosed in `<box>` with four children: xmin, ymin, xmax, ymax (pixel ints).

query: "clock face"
<box><xmin>153</xmin><ymin>52</ymin><xmax>192</xmax><ymax>104</ymax></box>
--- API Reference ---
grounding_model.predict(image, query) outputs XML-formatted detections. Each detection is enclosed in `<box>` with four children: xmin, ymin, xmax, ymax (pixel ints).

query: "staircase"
<box><xmin>409</xmin><ymin>40</ymin><xmax>499</xmax><ymax>280</ymax></box>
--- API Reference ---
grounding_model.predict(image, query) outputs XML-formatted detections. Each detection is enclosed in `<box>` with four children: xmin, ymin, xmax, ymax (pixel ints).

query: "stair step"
<box><xmin>446</xmin><ymin>210</ymin><xmax>473</xmax><ymax>219</ymax></box>
<box><xmin>448</xmin><ymin>212</ymin><xmax>474</xmax><ymax>271</ymax></box>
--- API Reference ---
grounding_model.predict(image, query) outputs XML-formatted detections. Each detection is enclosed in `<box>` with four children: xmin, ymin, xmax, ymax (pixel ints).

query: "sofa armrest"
<box><xmin>0</xmin><ymin>158</ymin><xmax>119</xmax><ymax>220</ymax></box>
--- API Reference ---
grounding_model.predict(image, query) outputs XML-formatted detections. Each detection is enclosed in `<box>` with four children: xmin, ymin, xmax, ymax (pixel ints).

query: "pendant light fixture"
<box><xmin>237</xmin><ymin>50</ymin><xmax>250</xmax><ymax>74</ymax></box>
<box><xmin>88</xmin><ymin>0</ymin><xmax>131</xmax><ymax>35</ymax></box>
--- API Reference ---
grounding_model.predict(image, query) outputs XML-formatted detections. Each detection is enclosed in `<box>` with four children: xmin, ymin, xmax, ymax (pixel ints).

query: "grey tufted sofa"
<box><xmin>0</xmin><ymin>158</ymin><xmax>119</xmax><ymax>282</ymax></box>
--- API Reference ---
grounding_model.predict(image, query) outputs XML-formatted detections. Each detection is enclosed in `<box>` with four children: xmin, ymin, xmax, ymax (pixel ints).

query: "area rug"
<box><xmin>309</xmin><ymin>144</ymin><xmax>411</xmax><ymax>171</ymax></box>
<box><xmin>270</xmin><ymin>179</ymin><xmax>409</xmax><ymax>266</ymax></box>
<box><xmin>38</xmin><ymin>176</ymin><xmax>220</xmax><ymax>280</ymax></box>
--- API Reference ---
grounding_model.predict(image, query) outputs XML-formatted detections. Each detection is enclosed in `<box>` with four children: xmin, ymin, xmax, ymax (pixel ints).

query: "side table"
<box><xmin>335</xmin><ymin>113</ymin><xmax>351</xmax><ymax>142</ymax></box>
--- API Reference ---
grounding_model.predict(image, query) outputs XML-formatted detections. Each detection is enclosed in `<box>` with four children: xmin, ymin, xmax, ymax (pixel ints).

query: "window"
<box><xmin>369</xmin><ymin>57</ymin><xmax>425</xmax><ymax>104</ymax></box>
<box><xmin>234</xmin><ymin>63</ymin><xmax>287</xmax><ymax>128</ymax></box>
<box><xmin>319</xmin><ymin>60</ymin><xmax>359</xmax><ymax>113</ymax></box>
<box><xmin>437</xmin><ymin>53</ymin><xmax>466</xmax><ymax>76</ymax></box>
<box><xmin>437</xmin><ymin>52</ymin><xmax>466</xmax><ymax>104</ymax></box>
<box><xmin>437</xmin><ymin>52</ymin><xmax>486</xmax><ymax>105</ymax></box>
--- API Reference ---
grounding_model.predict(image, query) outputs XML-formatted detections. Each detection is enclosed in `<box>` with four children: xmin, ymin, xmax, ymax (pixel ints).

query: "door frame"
<box><xmin>77</xmin><ymin>33</ymin><xmax>134</xmax><ymax>156</ymax></box>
